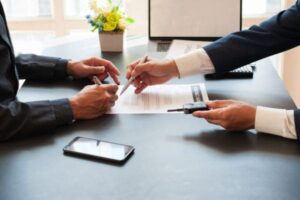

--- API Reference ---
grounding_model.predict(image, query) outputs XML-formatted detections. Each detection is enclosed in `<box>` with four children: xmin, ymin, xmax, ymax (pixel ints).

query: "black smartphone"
<box><xmin>63</xmin><ymin>137</ymin><xmax>135</xmax><ymax>163</ymax></box>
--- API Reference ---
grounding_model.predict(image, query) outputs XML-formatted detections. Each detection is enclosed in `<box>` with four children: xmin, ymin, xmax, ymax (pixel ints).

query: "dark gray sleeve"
<box><xmin>15</xmin><ymin>54</ymin><xmax>69</xmax><ymax>80</ymax></box>
<box><xmin>0</xmin><ymin>98</ymin><xmax>73</xmax><ymax>142</ymax></box>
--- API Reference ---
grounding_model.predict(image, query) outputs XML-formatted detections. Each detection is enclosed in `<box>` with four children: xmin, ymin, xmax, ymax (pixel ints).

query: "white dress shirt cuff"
<box><xmin>255</xmin><ymin>106</ymin><xmax>297</xmax><ymax>140</ymax></box>
<box><xmin>174</xmin><ymin>48</ymin><xmax>215</xmax><ymax>78</ymax></box>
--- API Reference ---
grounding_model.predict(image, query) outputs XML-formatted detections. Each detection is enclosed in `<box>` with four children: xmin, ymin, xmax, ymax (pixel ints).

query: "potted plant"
<box><xmin>86</xmin><ymin>0</ymin><xmax>134</xmax><ymax>52</ymax></box>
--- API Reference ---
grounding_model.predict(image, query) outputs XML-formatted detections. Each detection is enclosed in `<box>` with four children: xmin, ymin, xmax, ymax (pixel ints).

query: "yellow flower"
<box><xmin>106</xmin><ymin>12</ymin><xmax>120</xmax><ymax>23</ymax></box>
<box><xmin>118</xmin><ymin>20</ymin><xmax>127</xmax><ymax>31</ymax></box>
<box><xmin>103</xmin><ymin>21</ymin><xmax>117</xmax><ymax>31</ymax></box>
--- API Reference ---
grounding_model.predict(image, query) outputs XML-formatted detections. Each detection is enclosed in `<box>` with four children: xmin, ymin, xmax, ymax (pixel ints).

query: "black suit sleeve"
<box><xmin>0</xmin><ymin>98</ymin><xmax>73</xmax><ymax>141</ymax></box>
<box><xmin>15</xmin><ymin>54</ymin><xmax>70</xmax><ymax>80</ymax></box>
<box><xmin>204</xmin><ymin>1</ymin><xmax>300</xmax><ymax>73</ymax></box>
<box><xmin>0</xmin><ymin>55</ymin><xmax>74</xmax><ymax>141</ymax></box>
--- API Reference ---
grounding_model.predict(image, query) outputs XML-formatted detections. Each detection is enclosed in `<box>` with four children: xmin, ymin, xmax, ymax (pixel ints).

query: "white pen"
<box><xmin>92</xmin><ymin>76</ymin><xmax>102</xmax><ymax>85</ymax></box>
<box><xmin>120</xmin><ymin>55</ymin><xmax>148</xmax><ymax>96</ymax></box>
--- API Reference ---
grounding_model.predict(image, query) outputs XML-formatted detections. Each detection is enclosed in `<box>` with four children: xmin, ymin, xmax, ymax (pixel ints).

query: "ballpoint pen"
<box><xmin>92</xmin><ymin>75</ymin><xmax>102</xmax><ymax>85</ymax></box>
<box><xmin>120</xmin><ymin>55</ymin><xmax>148</xmax><ymax>96</ymax></box>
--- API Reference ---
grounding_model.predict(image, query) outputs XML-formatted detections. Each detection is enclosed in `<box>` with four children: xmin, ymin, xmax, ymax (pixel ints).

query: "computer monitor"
<box><xmin>149</xmin><ymin>0</ymin><xmax>242</xmax><ymax>40</ymax></box>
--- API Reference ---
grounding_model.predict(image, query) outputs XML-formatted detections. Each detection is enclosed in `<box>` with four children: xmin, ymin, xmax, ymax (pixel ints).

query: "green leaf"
<box><xmin>112</xmin><ymin>6</ymin><xmax>119</xmax><ymax>12</ymax></box>
<box><xmin>126</xmin><ymin>17</ymin><xmax>135</xmax><ymax>24</ymax></box>
<box><xmin>92</xmin><ymin>25</ymin><xmax>99</xmax><ymax>32</ymax></box>
<box><xmin>107</xmin><ymin>0</ymin><xmax>112</xmax><ymax>5</ymax></box>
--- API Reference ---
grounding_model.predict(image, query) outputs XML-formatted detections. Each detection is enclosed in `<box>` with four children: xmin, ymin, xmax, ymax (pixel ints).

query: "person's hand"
<box><xmin>126</xmin><ymin>58</ymin><xmax>180</xmax><ymax>94</ymax></box>
<box><xmin>67</xmin><ymin>57</ymin><xmax>121</xmax><ymax>84</ymax></box>
<box><xmin>69</xmin><ymin>84</ymin><xmax>118</xmax><ymax>120</ymax></box>
<box><xmin>192</xmin><ymin>100</ymin><xmax>257</xmax><ymax>131</ymax></box>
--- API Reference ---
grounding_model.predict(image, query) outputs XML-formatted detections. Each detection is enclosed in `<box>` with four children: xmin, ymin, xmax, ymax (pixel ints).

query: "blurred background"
<box><xmin>2</xmin><ymin>0</ymin><xmax>284</xmax><ymax>38</ymax></box>
<box><xmin>2</xmin><ymin>0</ymin><xmax>300</xmax><ymax>106</ymax></box>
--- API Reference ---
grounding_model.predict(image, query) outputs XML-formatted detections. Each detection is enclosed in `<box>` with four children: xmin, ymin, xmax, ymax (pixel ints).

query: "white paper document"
<box><xmin>166</xmin><ymin>40</ymin><xmax>211</xmax><ymax>59</ymax></box>
<box><xmin>108</xmin><ymin>83</ymin><xmax>209</xmax><ymax>114</ymax></box>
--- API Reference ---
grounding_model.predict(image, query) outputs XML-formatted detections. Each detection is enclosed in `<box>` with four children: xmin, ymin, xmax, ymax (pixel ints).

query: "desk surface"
<box><xmin>1</xmin><ymin>37</ymin><xmax>300</xmax><ymax>200</ymax></box>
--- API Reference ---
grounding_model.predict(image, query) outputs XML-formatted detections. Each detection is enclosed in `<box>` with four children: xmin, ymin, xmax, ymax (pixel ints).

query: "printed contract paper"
<box><xmin>108</xmin><ymin>83</ymin><xmax>209</xmax><ymax>114</ymax></box>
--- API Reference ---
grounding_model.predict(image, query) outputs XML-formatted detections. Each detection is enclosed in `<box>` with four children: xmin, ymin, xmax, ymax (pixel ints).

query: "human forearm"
<box><xmin>255</xmin><ymin>107</ymin><xmax>297</xmax><ymax>140</ymax></box>
<box><xmin>0</xmin><ymin>99</ymin><xmax>73</xmax><ymax>141</ymax></box>
<box><xmin>174</xmin><ymin>48</ymin><xmax>215</xmax><ymax>78</ymax></box>
<box><xmin>16</xmin><ymin>54</ymin><xmax>69</xmax><ymax>80</ymax></box>
<box><xmin>193</xmin><ymin>100</ymin><xmax>298</xmax><ymax>140</ymax></box>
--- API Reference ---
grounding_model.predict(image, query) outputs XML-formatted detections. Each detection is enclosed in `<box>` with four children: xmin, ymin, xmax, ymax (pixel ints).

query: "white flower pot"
<box><xmin>99</xmin><ymin>31</ymin><xmax>124</xmax><ymax>52</ymax></box>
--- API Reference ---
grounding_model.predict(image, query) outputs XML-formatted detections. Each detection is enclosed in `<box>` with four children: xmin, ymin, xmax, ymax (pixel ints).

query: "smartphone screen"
<box><xmin>63</xmin><ymin>137</ymin><xmax>134</xmax><ymax>162</ymax></box>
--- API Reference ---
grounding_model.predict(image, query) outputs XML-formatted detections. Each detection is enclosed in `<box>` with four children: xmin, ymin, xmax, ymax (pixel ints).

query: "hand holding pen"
<box><xmin>125</xmin><ymin>57</ymin><xmax>180</xmax><ymax>94</ymax></box>
<box><xmin>92</xmin><ymin>75</ymin><xmax>103</xmax><ymax>85</ymax></box>
<box><xmin>121</xmin><ymin>56</ymin><xmax>148</xmax><ymax>95</ymax></box>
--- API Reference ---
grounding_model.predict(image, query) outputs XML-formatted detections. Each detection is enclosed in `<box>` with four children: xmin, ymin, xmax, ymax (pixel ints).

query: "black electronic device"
<box><xmin>63</xmin><ymin>137</ymin><xmax>135</xmax><ymax>163</ymax></box>
<box><xmin>167</xmin><ymin>102</ymin><xmax>209</xmax><ymax>114</ymax></box>
<box><xmin>205</xmin><ymin>64</ymin><xmax>255</xmax><ymax>79</ymax></box>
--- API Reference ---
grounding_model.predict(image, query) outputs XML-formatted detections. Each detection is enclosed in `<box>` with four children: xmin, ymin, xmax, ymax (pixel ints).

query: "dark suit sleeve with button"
<box><xmin>203</xmin><ymin>0</ymin><xmax>300</xmax><ymax>139</ymax></box>
<box><xmin>0</xmin><ymin>54</ymin><xmax>74</xmax><ymax>142</ymax></box>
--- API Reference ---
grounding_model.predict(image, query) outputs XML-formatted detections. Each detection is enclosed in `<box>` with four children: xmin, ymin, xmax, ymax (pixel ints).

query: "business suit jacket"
<box><xmin>0</xmin><ymin>3</ymin><xmax>73</xmax><ymax>141</ymax></box>
<box><xmin>203</xmin><ymin>0</ymin><xmax>300</xmax><ymax>139</ymax></box>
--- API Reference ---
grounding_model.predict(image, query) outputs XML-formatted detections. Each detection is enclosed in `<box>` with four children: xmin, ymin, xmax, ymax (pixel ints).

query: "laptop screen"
<box><xmin>149</xmin><ymin>0</ymin><xmax>241</xmax><ymax>40</ymax></box>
